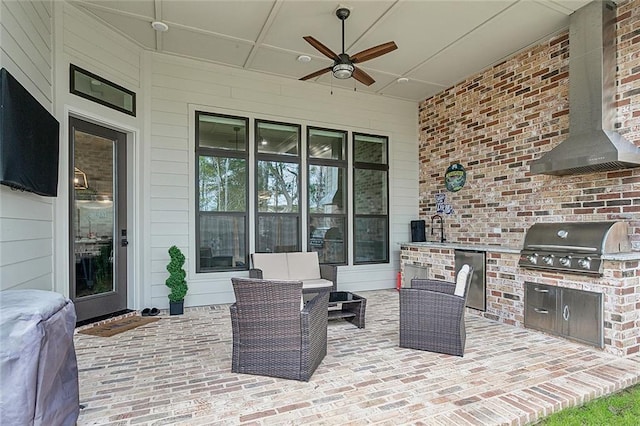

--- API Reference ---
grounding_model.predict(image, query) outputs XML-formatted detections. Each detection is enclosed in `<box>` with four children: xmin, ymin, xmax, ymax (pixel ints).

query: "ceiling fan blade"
<box><xmin>352</xmin><ymin>67</ymin><xmax>375</xmax><ymax>86</ymax></box>
<box><xmin>300</xmin><ymin>66</ymin><xmax>332</xmax><ymax>81</ymax></box>
<box><xmin>350</xmin><ymin>41</ymin><xmax>398</xmax><ymax>64</ymax></box>
<box><xmin>303</xmin><ymin>36</ymin><xmax>339</xmax><ymax>60</ymax></box>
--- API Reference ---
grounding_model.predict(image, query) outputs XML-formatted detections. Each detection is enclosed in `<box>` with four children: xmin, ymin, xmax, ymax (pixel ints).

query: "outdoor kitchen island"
<box><xmin>400</xmin><ymin>241</ymin><xmax>640</xmax><ymax>357</ymax></box>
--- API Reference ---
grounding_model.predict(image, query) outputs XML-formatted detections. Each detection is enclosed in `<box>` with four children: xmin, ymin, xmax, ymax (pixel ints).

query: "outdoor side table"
<box><xmin>328</xmin><ymin>291</ymin><xmax>366</xmax><ymax>328</ymax></box>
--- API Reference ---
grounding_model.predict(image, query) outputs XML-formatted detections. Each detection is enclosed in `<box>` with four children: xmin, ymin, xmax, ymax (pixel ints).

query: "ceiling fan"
<box><xmin>300</xmin><ymin>7</ymin><xmax>397</xmax><ymax>86</ymax></box>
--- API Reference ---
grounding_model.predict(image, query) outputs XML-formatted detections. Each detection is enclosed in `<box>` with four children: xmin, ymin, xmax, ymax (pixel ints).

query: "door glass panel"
<box><xmin>73</xmin><ymin>131</ymin><xmax>115</xmax><ymax>298</ymax></box>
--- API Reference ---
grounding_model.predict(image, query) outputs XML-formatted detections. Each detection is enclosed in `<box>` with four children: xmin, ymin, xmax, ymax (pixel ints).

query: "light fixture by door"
<box><xmin>300</xmin><ymin>8</ymin><xmax>397</xmax><ymax>85</ymax></box>
<box><xmin>74</xmin><ymin>167</ymin><xmax>88</xmax><ymax>190</ymax></box>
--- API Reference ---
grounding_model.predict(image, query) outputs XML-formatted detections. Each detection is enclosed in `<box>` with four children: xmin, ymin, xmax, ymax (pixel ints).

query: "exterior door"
<box><xmin>69</xmin><ymin>118</ymin><xmax>128</xmax><ymax>322</ymax></box>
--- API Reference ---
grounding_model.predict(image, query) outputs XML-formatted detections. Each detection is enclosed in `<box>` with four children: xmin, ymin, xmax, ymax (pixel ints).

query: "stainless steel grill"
<box><xmin>519</xmin><ymin>221</ymin><xmax>631</xmax><ymax>276</ymax></box>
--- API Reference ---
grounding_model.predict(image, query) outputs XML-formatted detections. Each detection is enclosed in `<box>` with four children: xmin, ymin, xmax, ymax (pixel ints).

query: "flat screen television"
<box><xmin>0</xmin><ymin>68</ymin><xmax>60</xmax><ymax>197</ymax></box>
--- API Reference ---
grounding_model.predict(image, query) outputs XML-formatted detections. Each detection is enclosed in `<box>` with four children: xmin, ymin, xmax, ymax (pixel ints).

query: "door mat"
<box><xmin>78</xmin><ymin>316</ymin><xmax>160</xmax><ymax>337</ymax></box>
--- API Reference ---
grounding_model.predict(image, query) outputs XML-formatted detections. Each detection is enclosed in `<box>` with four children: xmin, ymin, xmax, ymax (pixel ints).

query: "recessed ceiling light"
<box><xmin>397</xmin><ymin>77</ymin><xmax>409</xmax><ymax>84</ymax></box>
<box><xmin>297</xmin><ymin>55</ymin><xmax>311</xmax><ymax>63</ymax></box>
<box><xmin>151</xmin><ymin>21</ymin><xmax>169</xmax><ymax>32</ymax></box>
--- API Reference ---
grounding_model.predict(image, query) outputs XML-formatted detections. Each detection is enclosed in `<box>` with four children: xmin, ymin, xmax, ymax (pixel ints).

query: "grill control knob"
<box><xmin>559</xmin><ymin>256</ymin><xmax>572</xmax><ymax>267</ymax></box>
<box><xmin>527</xmin><ymin>253</ymin><xmax>538</xmax><ymax>264</ymax></box>
<box><xmin>578</xmin><ymin>257</ymin><xmax>591</xmax><ymax>269</ymax></box>
<box><xmin>542</xmin><ymin>255</ymin><xmax>554</xmax><ymax>265</ymax></box>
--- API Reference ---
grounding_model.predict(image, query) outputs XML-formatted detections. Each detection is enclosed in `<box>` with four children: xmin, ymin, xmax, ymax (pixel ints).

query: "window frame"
<box><xmin>254</xmin><ymin>119</ymin><xmax>302</xmax><ymax>253</ymax></box>
<box><xmin>307</xmin><ymin>126</ymin><xmax>348</xmax><ymax>265</ymax></box>
<box><xmin>352</xmin><ymin>132</ymin><xmax>390</xmax><ymax>265</ymax></box>
<box><xmin>195</xmin><ymin>111</ymin><xmax>249</xmax><ymax>272</ymax></box>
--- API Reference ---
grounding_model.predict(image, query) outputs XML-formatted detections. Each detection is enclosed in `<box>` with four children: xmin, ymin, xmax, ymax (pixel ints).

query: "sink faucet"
<box><xmin>431</xmin><ymin>214</ymin><xmax>446</xmax><ymax>243</ymax></box>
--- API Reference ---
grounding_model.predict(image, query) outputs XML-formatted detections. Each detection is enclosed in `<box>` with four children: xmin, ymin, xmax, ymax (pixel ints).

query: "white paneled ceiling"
<box><xmin>69</xmin><ymin>0</ymin><xmax>591</xmax><ymax>102</ymax></box>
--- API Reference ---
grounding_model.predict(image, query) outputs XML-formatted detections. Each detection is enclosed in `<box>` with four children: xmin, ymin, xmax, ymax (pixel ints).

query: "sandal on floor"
<box><xmin>149</xmin><ymin>308</ymin><xmax>160</xmax><ymax>316</ymax></box>
<box><xmin>141</xmin><ymin>308</ymin><xmax>151</xmax><ymax>316</ymax></box>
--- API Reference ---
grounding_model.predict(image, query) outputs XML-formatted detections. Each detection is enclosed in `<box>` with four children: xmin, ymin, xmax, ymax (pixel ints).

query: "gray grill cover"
<box><xmin>0</xmin><ymin>290</ymin><xmax>79</xmax><ymax>425</ymax></box>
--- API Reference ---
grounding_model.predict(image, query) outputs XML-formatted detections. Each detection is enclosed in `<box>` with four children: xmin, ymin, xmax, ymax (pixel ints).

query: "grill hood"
<box><xmin>530</xmin><ymin>1</ymin><xmax>640</xmax><ymax>176</ymax></box>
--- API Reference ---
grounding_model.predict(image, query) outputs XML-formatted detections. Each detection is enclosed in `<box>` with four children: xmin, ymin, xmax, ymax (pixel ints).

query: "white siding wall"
<box><xmin>148</xmin><ymin>54</ymin><xmax>419</xmax><ymax>308</ymax></box>
<box><xmin>3</xmin><ymin>1</ymin><xmax>419</xmax><ymax>308</ymax></box>
<box><xmin>0</xmin><ymin>0</ymin><xmax>56</xmax><ymax>291</ymax></box>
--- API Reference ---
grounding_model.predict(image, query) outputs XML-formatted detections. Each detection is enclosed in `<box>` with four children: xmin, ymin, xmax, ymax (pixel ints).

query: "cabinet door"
<box><xmin>525</xmin><ymin>283</ymin><xmax>558</xmax><ymax>334</ymax></box>
<box><xmin>560</xmin><ymin>288</ymin><xmax>603</xmax><ymax>348</ymax></box>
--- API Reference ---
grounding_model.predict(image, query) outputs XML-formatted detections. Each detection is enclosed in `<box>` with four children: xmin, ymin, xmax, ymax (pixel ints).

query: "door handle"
<box><xmin>121</xmin><ymin>238</ymin><xmax>128</xmax><ymax>247</ymax></box>
<box><xmin>563</xmin><ymin>305</ymin><xmax>570</xmax><ymax>321</ymax></box>
<box><xmin>121</xmin><ymin>229</ymin><xmax>128</xmax><ymax>247</ymax></box>
<box><xmin>534</xmin><ymin>287</ymin><xmax>549</xmax><ymax>293</ymax></box>
<box><xmin>534</xmin><ymin>308</ymin><xmax>548</xmax><ymax>314</ymax></box>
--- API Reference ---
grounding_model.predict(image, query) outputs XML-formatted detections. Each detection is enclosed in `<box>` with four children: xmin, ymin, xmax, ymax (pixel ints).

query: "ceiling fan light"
<box><xmin>332</xmin><ymin>63</ymin><xmax>354</xmax><ymax>79</ymax></box>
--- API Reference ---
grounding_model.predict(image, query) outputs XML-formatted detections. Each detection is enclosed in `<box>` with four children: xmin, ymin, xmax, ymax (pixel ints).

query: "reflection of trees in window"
<box><xmin>309</xmin><ymin>165</ymin><xmax>343</xmax><ymax>214</ymax></box>
<box><xmin>199</xmin><ymin>157</ymin><xmax>246</xmax><ymax>212</ymax></box>
<box><xmin>257</xmin><ymin>161</ymin><xmax>298</xmax><ymax>212</ymax></box>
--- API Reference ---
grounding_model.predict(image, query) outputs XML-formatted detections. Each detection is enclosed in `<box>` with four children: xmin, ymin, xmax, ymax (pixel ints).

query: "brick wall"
<box><xmin>418</xmin><ymin>0</ymin><xmax>640</xmax><ymax>249</ymax></box>
<box><xmin>413</xmin><ymin>0</ymin><xmax>640</xmax><ymax>357</ymax></box>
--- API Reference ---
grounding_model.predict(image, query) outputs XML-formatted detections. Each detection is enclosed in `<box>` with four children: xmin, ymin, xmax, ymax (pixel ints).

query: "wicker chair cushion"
<box><xmin>252</xmin><ymin>253</ymin><xmax>288</xmax><ymax>279</ymax></box>
<box><xmin>286</xmin><ymin>252</ymin><xmax>321</xmax><ymax>280</ymax></box>
<box><xmin>454</xmin><ymin>264</ymin><xmax>470</xmax><ymax>297</ymax></box>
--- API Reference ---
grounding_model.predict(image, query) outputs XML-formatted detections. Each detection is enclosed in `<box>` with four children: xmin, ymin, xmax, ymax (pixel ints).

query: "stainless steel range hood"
<box><xmin>530</xmin><ymin>1</ymin><xmax>640</xmax><ymax>176</ymax></box>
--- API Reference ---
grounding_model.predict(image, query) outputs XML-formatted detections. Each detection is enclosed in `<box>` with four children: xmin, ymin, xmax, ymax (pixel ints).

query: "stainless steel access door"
<box><xmin>455</xmin><ymin>250</ymin><xmax>486</xmax><ymax>311</ymax></box>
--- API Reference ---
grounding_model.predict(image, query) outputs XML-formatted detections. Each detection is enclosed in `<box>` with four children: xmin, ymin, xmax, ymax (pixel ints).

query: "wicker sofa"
<box><xmin>399</xmin><ymin>265</ymin><xmax>474</xmax><ymax>356</ymax></box>
<box><xmin>249</xmin><ymin>252</ymin><xmax>336</xmax><ymax>293</ymax></box>
<box><xmin>229</xmin><ymin>277</ymin><xmax>329</xmax><ymax>381</ymax></box>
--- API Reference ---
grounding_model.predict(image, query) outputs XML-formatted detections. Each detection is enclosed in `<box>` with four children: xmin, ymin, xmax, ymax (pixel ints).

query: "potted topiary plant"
<box><xmin>166</xmin><ymin>245</ymin><xmax>188</xmax><ymax>315</ymax></box>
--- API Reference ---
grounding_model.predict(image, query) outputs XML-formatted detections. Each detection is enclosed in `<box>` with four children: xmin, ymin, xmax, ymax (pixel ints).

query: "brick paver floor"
<box><xmin>75</xmin><ymin>289</ymin><xmax>640</xmax><ymax>425</ymax></box>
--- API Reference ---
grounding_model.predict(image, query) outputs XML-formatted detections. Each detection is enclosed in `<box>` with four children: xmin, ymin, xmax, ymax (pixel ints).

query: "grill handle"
<box><xmin>533</xmin><ymin>287</ymin><xmax>549</xmax><ymax>293</ymax></box>
<box><xmin>526</xmin><ymin>244</ymin><xmax>598</xmax><ymax>252</ymax></box>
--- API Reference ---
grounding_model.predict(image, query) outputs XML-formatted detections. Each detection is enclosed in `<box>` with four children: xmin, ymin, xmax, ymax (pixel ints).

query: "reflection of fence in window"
<box><xmin>257</xmin><ymin>215</ymin><xmax>298</xmax><ymax>253</ymax></box>
<box><xmin>199</xmin><ymin>215</ymin><xmax>246</xmax><ymax>267</ymax></box>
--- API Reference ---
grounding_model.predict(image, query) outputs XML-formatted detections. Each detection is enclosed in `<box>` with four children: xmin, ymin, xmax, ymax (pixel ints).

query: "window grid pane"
<box><xmin>199</xmin><ymin>214</ymin><xmax>247</xmax><ymax>270</ymax></box>
<box><xmin>257</xmin><ymin>214</ymin><xmax>300</xmax><ymax>253</ymax></box>
<box><xmin>256</xmin><ymin>121</ymin><xmax>299</xmax><ymax>156</ymax></box>
<box><xmin>309</xmin><ymin>216</ymin><xmax>346</xmax><ymax>264</ymax></box>
<box><xmin>199</xmin><ymin>156</ymin><xmax>246</xmax><ymax>212</ymax></box>
<box><xmin>354</xmin><ymin>216</ymin><xmax>388</xmax><ymax>263</ymax></box>
<box><xmin>197</xmin><ymin>113</ymin><xmax>247</xmax><ymax>152</ymax></box>
<box><xmin>308</xmin><ymin>128</ymin><xmax>346</xmax><ymax>160</ymax></box>
<box><xmin>257</xmin><ymin>160</ymin><xmax>299</xmax><ymax>213</ymax></box>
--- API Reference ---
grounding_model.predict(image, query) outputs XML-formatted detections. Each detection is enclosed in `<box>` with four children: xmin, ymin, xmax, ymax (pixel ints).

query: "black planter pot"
<box><xmin>169</xmin><ymin>300</ymin><xmax>184</xmax><ymax>315</ymax></box>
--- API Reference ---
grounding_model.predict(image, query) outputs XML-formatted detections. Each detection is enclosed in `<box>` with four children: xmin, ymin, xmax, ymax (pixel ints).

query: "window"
<box><xmin>70</xmin><ymin>64</ymin><xmax>136</xmax><ymax>116</ymax></box>
<box><xmin>353</xmin><ymin>133</ymin><xmax>389</xmax><ymax>264</ymax></box>
<box><xmin>255</xmin><ymin>120</ymin><xmax>301</xmax><ymax>253</ymax></box>
<box><xmin>308</xmin><ymin>127</ymin><xmax>347</xmax><ymax>264</ymax></box>
<box><xmin>196</xmin><ymin>113</ymin><xmax>248</xmax><ymax>271</ymax></box>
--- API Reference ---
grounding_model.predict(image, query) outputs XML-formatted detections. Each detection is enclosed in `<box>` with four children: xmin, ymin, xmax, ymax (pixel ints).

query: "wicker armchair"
<box><xmin>399</xmin><ymin>266</ymin><xmax>474</xmax><ymax>356</ymax></box>
<box><xmin>229</xmin><ymin>277</ymin><xmax>329</xmax><ymax>381</ymax></box>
